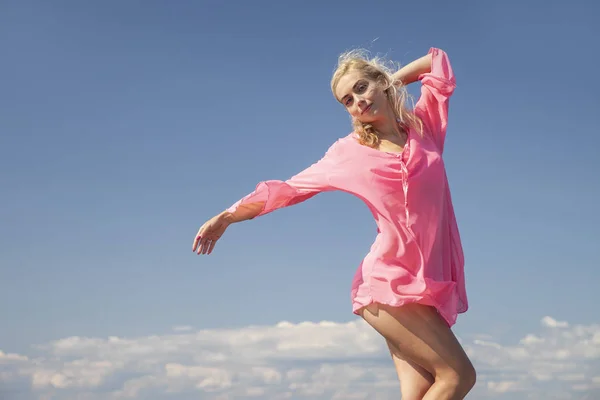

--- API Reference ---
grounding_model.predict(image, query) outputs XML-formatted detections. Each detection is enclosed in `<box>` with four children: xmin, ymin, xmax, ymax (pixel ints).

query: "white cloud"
<box><xmin>541</xmin><ymin>316</ymin><xmax>569</xmax><ymax>328</ymax></box>
<box><xmin>0</xmin><ymin>317</ymin><xmax>599</xmax><ymax>399</ymax></box>
<box><xmin>0</xmin><ymin>350</ymin><xmax>28</xmax><ymax>362</ymax></box>
<box><xmin>465</xmin><ymin>317</ymin><xmax>600</xmax><ymax>399</ymax></box>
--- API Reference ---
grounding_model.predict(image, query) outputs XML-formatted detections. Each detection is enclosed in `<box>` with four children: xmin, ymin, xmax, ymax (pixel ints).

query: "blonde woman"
<box><xmin>193</xmin><ymin>47</ymin><xmax>476</xmax><ymax>400</ymax></box>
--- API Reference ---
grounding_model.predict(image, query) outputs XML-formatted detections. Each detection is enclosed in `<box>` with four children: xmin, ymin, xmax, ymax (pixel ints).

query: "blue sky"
<box><xmin>1</xmin><ymin>1</ymin><xmax>599</xmax><ymax>398</ymax></box>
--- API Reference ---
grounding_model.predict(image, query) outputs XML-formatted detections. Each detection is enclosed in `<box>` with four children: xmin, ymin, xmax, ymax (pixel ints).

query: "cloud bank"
<box><xmin>1</xmin><ymin>317</ymin><xmax>599</xmax><ymax>399</ymax></box>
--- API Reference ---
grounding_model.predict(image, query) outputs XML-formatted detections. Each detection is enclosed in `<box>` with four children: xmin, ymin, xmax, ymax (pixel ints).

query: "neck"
<box><xmin>371</xmin><ymin>108</ymin><xmax>403</xmax><ymax>139</ymax></box>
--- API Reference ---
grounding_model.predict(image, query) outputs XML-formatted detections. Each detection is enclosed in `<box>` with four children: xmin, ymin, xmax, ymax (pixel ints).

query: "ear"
<box><xmin>376</xmin><ymin>75</ymin><xmax>390</xmax><ymax>88</ymax></box>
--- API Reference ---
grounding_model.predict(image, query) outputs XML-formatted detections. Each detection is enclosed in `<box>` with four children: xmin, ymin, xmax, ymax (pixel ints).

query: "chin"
<box><xmin>356</xmin><ymin>115</ymin><xmax>377</xmax><ymax>125</ymax></box>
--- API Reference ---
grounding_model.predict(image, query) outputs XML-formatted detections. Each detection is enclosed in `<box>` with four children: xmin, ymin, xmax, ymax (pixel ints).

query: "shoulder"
<box><xmin>321</xmin><ymin>133</ymin><xmax>355</xmax><ymax>163</ymax></box>
<box><xmin>327</xmin><ymin>133</ymin><xmax>354</xmax><ymax>152</ymax></box>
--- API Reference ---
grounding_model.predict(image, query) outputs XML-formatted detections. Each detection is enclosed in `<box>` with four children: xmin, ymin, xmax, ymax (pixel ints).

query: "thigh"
<box><xmin>360</xmin><ymin>302</ymin><xmax>472</xmax><ymax>378</ymax></box>
<box><xmin>386</xmin><ymin>339</ymin><xmax>434</xmax><ymax>399</ymax></box>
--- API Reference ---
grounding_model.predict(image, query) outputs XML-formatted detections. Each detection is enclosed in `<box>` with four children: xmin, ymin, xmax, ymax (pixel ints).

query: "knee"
<box><xmin>438</xmin><ymin>361</ymin><xmax>476</xmax><ymax>395</ymax></box>
<box><xmin>460</xmin><ymin>362</ymin><xmax>477</xmax><ymax>392</ymax></box>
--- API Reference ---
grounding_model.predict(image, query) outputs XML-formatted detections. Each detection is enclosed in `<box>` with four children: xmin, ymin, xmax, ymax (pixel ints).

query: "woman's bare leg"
<box><xmin>386</xmin><ymin>339</ymin><xmax>434</xmax><ymax>399</ymax></box>
<box><xmin>360</xmin><ymin>303</ymin><xmax>476</xmax><ymax>400</ymax></box>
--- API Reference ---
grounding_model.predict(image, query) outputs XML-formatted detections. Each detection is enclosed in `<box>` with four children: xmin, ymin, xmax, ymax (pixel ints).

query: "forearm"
<box><xmin>220</xmin><ymin>202</ymin><xmax>265</xmax><ymax>224</ymax></box>
<box><xmin>392</xmin><ymin>54</ymin><xmax>432</xmax><ymax>86</ymax></box>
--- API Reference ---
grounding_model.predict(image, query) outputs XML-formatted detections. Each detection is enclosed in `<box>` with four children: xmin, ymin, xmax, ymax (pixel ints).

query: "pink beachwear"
<box><xmin>227</xmin><ymin>48</ymin><xmax>467</xmax><ymax>327</ymax></box>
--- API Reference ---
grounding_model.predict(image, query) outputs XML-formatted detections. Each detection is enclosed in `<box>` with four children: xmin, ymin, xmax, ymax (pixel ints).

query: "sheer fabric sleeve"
<box><xmin>226</xmin><ymin>141</ymin><xmax>341</xmax><ymax>219</ymax></box>
<box><xmin>414</xmin><ymin>47</ymin><xmax>456</xmax><ymax>153</ymax></box>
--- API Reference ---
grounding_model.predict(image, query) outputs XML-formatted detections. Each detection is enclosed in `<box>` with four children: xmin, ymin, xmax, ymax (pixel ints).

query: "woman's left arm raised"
<box><xmin>392</xmin><ymin>53</ymin><xmax>432</xmax><ymax>86</ymax></box>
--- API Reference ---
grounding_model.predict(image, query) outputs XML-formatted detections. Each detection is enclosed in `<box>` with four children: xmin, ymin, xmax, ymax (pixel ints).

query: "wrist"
<box><xmin>219</xmin><ymin>210</ymin><xmax>235</xmax><ymax>224</ymax></box>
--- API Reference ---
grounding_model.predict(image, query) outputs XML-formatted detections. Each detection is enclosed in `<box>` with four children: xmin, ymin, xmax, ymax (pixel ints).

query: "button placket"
<box><xmin>398</xmin><ymin>143</ymin><xmax>413</xmax><ymax>234</ymax></box>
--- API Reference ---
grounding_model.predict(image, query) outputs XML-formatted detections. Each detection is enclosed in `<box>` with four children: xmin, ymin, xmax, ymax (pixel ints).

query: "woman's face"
<box><xmin>335</xmin><ymin>69</ymin><xmax>390</xmax><ymax>125</ymax></box>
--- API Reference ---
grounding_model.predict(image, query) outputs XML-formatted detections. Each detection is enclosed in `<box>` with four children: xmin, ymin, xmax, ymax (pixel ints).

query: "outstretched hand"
<box><xmin>192</xmin><ymin>212</ymin><xmax>231</xmax><ymax>255</ymax></box>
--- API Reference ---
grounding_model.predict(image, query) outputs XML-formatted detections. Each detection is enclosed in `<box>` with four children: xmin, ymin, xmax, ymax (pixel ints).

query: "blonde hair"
<box><xmin>330</xmin><ymin>49</ymin><xmax>422</xmax><ymax>148</ymax></box>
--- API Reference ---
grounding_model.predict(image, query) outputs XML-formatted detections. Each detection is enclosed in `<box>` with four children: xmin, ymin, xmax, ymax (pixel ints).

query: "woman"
<box><xmin>192</xmin><ymin>47</ymin><xmax>476</xmax><ymax>400</ymax></box>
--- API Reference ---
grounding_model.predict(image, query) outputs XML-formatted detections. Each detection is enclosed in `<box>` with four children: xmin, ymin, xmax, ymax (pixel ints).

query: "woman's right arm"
<box><xmin>222</xmin><ymin>139</ymin><xmax>343</xmax><ymax>221</ymax></box>
<box><xmin>193</xmin><ymin>140</ymin><xmax>343</xmax><ymax>255</ymax></box>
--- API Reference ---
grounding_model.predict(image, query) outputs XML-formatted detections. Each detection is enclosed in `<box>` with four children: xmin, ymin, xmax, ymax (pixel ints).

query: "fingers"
<box><xmin>206</xmin><ymin>238</ymin><xmax>217</xmax><ymax>255</ymax></box>
<box><xmin>199</xmin><ymin>236</ymin><xmax>209</xmax><ymax>255</ymax></box>
<box><xmin>192</xmin><ymin>226</ymin><xmax>204</xmax><ymax>252</ymax></box>
<box><xmin>193</xmin><ymin>233</ymin><xmax>219</xmax><ymax>255</ymax></box>
<box><xmin>194</xmin><ymin>235</ymin><xmax>206</xmax><ymax>255</ymax></box>
<box><xmin>192</xmin><ymin>216</ymin><xmax>227</xmax><ymax>255</ymax></box>
<box><xmin>198</xmin><ymin>237</ymin><xmax>216</xmax><ymax>255</ymax></box>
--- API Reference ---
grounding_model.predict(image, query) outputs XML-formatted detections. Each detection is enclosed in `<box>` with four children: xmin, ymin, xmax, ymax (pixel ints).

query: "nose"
<box><xmin>357</xmin><ymin>98</ymin><xmax>369</xmax><ymax>113</ymax></box>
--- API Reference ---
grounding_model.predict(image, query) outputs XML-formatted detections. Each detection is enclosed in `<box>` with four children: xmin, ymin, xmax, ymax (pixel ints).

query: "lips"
<box><xmin>362</xmin><ymin>104</ymin><xmax>372</xmax><ymax>114</ymax></box>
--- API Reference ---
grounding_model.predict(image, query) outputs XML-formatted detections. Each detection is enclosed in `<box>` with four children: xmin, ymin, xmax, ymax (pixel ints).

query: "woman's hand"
<box><xmin>192</xmin><ymin>212</ymin><xmax>232</xmax><ymax>255</ymax></box>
